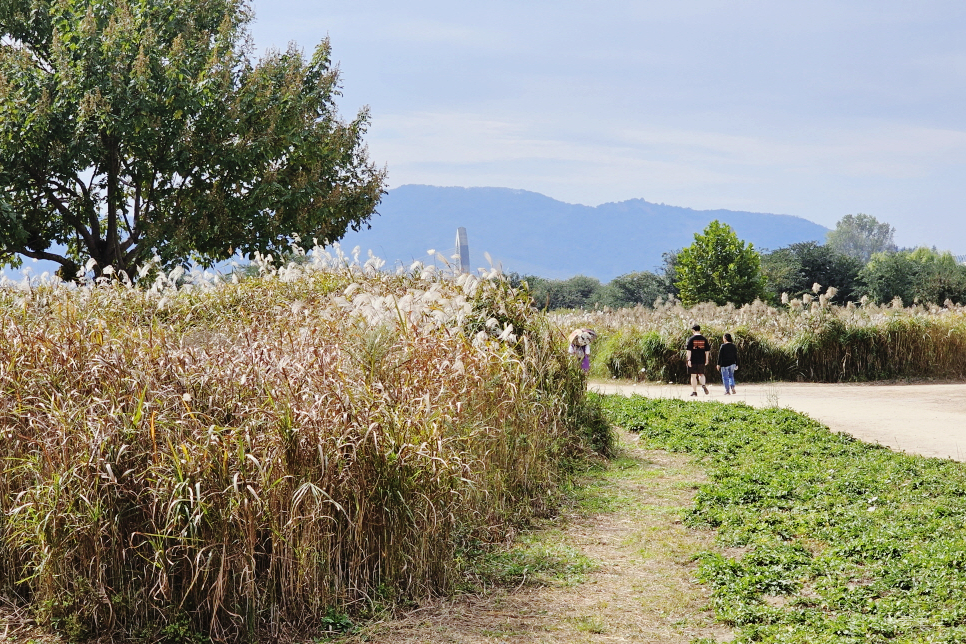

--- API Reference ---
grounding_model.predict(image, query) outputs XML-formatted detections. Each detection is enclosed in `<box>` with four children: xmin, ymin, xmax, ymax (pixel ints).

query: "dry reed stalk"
<box><xmin>0</xmin><ymin>253</ymin><xmax>605</xmax><ymax>642</ymax></box>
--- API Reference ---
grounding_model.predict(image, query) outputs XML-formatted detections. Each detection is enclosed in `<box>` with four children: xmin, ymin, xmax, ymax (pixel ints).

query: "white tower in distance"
<box><xmin>455</xmin><ymin>227</ymin><xmax>470</xmax><ymax>274</ymax></box>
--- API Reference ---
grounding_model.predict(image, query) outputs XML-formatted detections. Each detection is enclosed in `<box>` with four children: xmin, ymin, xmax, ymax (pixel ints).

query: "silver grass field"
<box><xmin>553</xmin><ymin>289</ymin><xmax>966</xmax><ymax>382</ymax></box>
<box><xmin>0</xmin><ymin>249</ymin><xmax>608</xmax><ymax>642</ymax></box>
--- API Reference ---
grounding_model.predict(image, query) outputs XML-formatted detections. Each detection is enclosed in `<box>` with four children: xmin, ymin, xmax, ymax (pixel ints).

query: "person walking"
<box><xmin>685</xmin><ymin>324</ymin><xmax>710</xmax><ymax>396</ymax></box>
<box><xmin>717</xmin><ymin>332</ymin><xmax>738</xmax><ymax>394</ymax></box>
<box><xmin>568</xmin><ymin>328</ymin><xmax>596</xmax><ymax>374</ymax></box>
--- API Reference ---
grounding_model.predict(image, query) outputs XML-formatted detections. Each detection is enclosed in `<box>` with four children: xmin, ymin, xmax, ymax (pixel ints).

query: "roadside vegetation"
<box><xmin>553</xmin><ymin>292</ymin><xmax>966</xmax><ymax>382</ymax></box>
<box><xmin>0</xmin><ymin>248</ymin><xmax>612</xmax><ymax>643</ymax></box>
<box><xmin>543</xmin><ymin>214</ymin><xmax>966</xmax><ymax>385</ymax></box>
<box><xmin>601</xmin><ymin>394</ymin><xmax>966</xmax><ymax>644</ymax></box>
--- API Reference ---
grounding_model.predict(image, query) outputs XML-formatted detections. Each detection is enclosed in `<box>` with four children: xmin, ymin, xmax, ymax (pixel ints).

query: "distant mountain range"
<box><xmin>337</xmin><ymin>185</ymin><xmax>829</xmax><ymax>281</ymax></box>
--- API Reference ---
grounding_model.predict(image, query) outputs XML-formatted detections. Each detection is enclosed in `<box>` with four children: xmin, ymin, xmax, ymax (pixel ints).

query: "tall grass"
<box><xmin>553</xmin><ymin>294</ymin><xmax>966</xmax><ymax>382</ymax></box>
<box><xmin>0</xmin><ymin>249</ymin><xmax>609</xmax><ymax>642</ymax></box>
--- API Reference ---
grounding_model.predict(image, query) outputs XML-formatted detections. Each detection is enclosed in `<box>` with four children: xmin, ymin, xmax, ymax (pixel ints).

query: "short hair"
<box><xmin>692</xmin><ymin>324</ymin><xmax>701</xmax><ymax>332</ymax></box>
<box><xmin>724</xmin><ymin>333</ymin><xmax>733</xmax><ymax>342</ymax></box>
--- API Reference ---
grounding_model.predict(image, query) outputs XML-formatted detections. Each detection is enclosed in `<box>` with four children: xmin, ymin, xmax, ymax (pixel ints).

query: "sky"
<box><xmin>247</xmin><ymin>0</ymin><xmax>966</xmax><ymax>253</ymax></box>
<box><xmin>7</xmin><ymin>1</ymin><xmax>965</xmax><ymax>281</ymax></box>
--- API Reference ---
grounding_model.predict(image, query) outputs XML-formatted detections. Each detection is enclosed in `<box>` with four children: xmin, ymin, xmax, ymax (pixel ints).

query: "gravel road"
<box><xmin>590</xmin><ymin>380</ymin><xmax>966</xmax><ymax>462</ymax></box>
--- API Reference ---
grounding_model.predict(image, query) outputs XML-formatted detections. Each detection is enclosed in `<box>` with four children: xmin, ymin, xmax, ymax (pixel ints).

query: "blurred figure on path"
<box><xmin>569</xmin><ymin>328</ymin><xmax>597</xmax><ymax>373</ymax></box>
<box><xmin>686</xmin><ymin>324</ymin><xmax>710</xmax><ymax>396</ymax></box>
<box><xmin>717</xmin><ymin>332</ymin><xmax>739</xmax><ymax>395</ymax></box>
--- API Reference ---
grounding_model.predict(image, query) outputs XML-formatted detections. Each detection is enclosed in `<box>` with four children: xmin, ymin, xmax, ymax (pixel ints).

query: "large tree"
<box><xmin>825</xmin><ymin>213</ymin><xmax>896</xmax><ymax>264</ymax></box>
<box><xmin>674</xmin><ymin>220</ymin><xmax>766</xmax><ymax>306</ymax></box>
<box><xmin>0</xmin><ymin>0</ymin><xmax>385</xmax><ymax>279</ymax></box>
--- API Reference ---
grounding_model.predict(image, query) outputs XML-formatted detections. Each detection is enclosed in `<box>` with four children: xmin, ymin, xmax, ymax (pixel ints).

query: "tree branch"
<box><xmin>73</xmin><ymin>174</ymin><xmax>95</xmax><ymax>209</ymax></box>
<box><xmin>103</xmin><ymin>134</ymin><xmax>122</xmax><ymax>265</ymax></box>
<box><xmin>19</xmin><ymin>248</ymin><xmax>73</xmax><ymax>270</ymax></box>
<box><xmin>2</xmin><ymin>37</ymin><xmax>56</xmax><ymax>75</ymax></box>
<box><xmin>119</xmin><ymin>226</ymin><xmax>141</xmax><ymax>253</ymax></box>
<box><xmin>122</xmin><ymin>242</ymin><xmax>142</xmax><ymax>267</ymax></box>
<box><xmin>123</xmin><ymin>181</ymin><xmax>139</xmax><ymax>235</ymax></box>
<box><xmin>25</xmin><ymin>169</ymin><xmax>100</xmax><ymax>254</ymax></box>
<box><xmin>86</xmin><ymin>167</ymin><xmax>102</xmax><ymax>239</ymax></box>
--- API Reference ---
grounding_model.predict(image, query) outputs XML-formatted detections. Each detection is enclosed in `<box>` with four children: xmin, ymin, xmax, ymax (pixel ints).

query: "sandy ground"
<box><xmin>591</xmin><ymin>379</ymin><xmax>966</xmax><ymax>462</ymax></box>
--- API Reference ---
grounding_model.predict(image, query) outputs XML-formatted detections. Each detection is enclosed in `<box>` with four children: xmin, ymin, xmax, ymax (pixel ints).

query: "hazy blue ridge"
<box><xmin>337</xmin><ymin>184</ymin><xmax>829</xmax><ymax>281</ymax></box>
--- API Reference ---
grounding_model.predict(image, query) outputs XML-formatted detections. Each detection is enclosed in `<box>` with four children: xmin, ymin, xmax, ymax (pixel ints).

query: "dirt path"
<box><xmin>347</xmin><ymin>434</ymin><xmax>732</xmax><ymax>643</ymax></box>
<box><xmin>591</xmin><ymin>380</ymin><xmax>966</xmax><ymax>462</ymax></box>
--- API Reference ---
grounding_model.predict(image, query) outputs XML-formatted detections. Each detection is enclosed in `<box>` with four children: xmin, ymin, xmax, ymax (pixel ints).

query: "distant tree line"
<box><xmin>507</xmin><ymin>270</ymin><xmax>671</xmax><ymax>311</ymax></box>
<box><xmin>510</xmin><ymin>214</ymin><xmax>966</xmax><ymax>310</ymax></box>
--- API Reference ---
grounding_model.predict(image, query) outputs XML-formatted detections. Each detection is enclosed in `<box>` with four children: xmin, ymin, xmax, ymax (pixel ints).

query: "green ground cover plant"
<box><xmin>471</xmin><ymin>535</ymin><xmax>597</xmax><ymax>589</ymax></box>
<box><xmin>553</xmin><ymin>294</ymin><xmax>966</xmax><ymax>382</ymax></box>
<box><xmin>601</xmin><ymin>393</ymin><xmax>966</xmax><ymax>643</ymax></box>
<box><xmin>0</xmin><ymin>248</ymin><xmax>612</xmax><ymax>643</ymax></box>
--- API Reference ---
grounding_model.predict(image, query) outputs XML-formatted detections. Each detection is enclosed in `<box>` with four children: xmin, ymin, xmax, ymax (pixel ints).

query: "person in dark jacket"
<box><xmin>717</xmin><ymin>333</ymin><xmax>738</xmax><ymax>394</ymax></box>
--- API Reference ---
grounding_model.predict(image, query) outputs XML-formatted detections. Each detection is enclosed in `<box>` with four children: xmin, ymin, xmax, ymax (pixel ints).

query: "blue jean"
<box><xmin>720</xmin><ymin>364</ymin><xmax>736</xmax><ymax>390</ymax></box>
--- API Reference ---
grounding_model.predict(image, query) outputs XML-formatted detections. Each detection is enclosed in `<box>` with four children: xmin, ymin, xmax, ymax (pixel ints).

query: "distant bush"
<box><xmin>859</xmin><ymin>247</ymin><xmax>966</xmax><ymax>306</ymax></box>
<box><xmin>508</xmin><ymin>270</ymin><xmax>669</xmax><ymax>311</ymax></box>
<box><xmin>507</xmin><ymin>273</ymin><xmax>603</xmax><ymax>310</ymax></box>
<box><xmin>761</xmin><ymin>241</ymin><xmax>862</xmax><ymax>304</ymax></box>
<box><xmin>761</xmin><ymin>241</ymin><xmax>966</xmax><ymax>308</ymax></box>
<box><xmin>597</xmin><ymin>271</ymin><xmax>666</xmax><ymax>309</ymax></box>
<box><xmin>0</xmin><ymin>252</ymin><xmax>610</xmax><ymax>642</ymax></box>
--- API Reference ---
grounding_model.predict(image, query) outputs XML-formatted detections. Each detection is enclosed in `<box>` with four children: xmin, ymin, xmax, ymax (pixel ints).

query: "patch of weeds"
<box><xmin>475</xmin><ymin>536</ymin><xmax>597</xmax><ymax>587</ymax></box>
<box><xmin>312</xmin><ymin>608</ymin><xmax>355</xmax><ymax>640</ymax></box>
<box><xmin>579</xmin><ymin>392</ymin><xmax>619</xmax><ymax>458</ymax></box>
<box><xmin>569</xmin><ymin>614</ymin><xmax>607</xmax><ymax>634</ymax></box>
<box><xmin>571</xmin><ymin>463</ymin><xmax>629</xmax><ymax>514</ymax></box>
<box><xmin>131</xmin><ymin>615</ymin><xmax>211</xmax><ymax>644</ymax></box>
<box><xmin>154</xmin><ymin>615</ymin><xmax>211</xmax><ymax>644</ymax></box>
<box><xmin>602</xmin><ymin>394</ymin><xmax>966</xmax><ymax>643</ymax></box>
<box><xmin>570</xmin><ymin>446</ymin><xmax>670</xmax><ymax>517</ymax></box>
